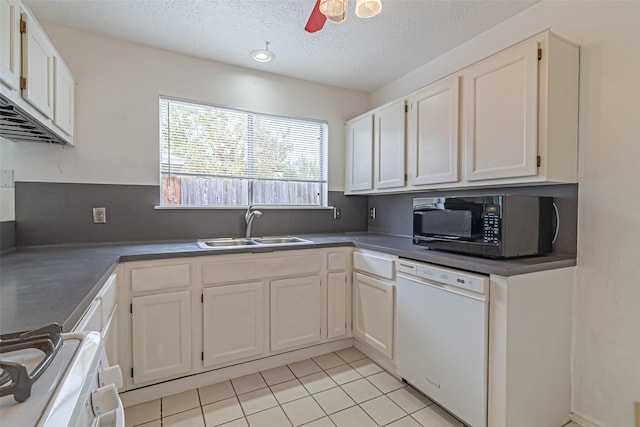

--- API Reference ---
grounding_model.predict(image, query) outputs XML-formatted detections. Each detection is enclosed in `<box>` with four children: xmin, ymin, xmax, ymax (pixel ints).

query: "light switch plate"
<box><xmin>333</xmin><ymin>207</ymin><xmax>341</xmax><ymax>220</ymax></box>
<box><xmin>0</xmin><ymin>170</ymin><xmax>14</xmax><ymax>188</ymax></box>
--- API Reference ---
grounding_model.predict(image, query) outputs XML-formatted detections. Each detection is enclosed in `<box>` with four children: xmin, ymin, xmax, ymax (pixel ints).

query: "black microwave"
<box><xmin>413</xmin><ymin>195</ymin><xmax>555</xmax><ymax>258</ymax></box>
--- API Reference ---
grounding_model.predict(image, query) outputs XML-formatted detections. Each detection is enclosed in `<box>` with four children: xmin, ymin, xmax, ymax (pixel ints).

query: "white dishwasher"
<box><xmin>396</xmin><ymin>259</ymin><xmax>488</xmax><ymax>427</ymax></box>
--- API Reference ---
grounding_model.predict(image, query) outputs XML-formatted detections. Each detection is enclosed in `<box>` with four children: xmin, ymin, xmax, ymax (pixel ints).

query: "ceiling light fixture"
<box><xmin>355</xmin><ymin>0</ymin><xmax>382</xmax><ymax>18</ymax></box>
<box><xmin>319</xmin><ymin>0</ymin><xmax>381</xmax><ymax>24</ymax></box>
<box><xmin>250</xmin><ymin>41</ymin><xmax>275</xmax><ymax>63</ymax></box>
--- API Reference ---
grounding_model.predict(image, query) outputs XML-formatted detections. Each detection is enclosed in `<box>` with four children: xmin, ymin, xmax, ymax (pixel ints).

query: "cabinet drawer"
<box><xmin>201</xmin><ymin>253</ymin><xmax>321</xmax><ymax>284</ymax></box>
<box><xmin>353</xmin><ymin>251</ymin><xmax>396</xmax><ymax>280</ymax></box>
<box><xmin>328</xmin><ymin>251</ymin><xmax>347</xmax><ymax>271</ymax></box>
<box><xmin>130</xmin><ymin>263</ymin><xmax>191</xmax><ymax>293</ymax></box>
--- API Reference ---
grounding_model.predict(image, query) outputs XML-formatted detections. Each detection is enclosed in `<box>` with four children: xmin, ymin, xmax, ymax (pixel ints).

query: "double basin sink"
<box><xmin>197</xmin><ymin>236</ymin><xmax>311</xmax><ymax>249</ymax></box>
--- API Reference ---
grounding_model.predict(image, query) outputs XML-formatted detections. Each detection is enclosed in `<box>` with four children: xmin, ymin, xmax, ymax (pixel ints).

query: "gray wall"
<box><xmin>368</xmin><ymin>184</ymin><xmax>578</xmax><ymax>256</ymax></box>
<box><xmin>15</xmin><ymin>183</ymin><xmax>368</xmax><ymax>246</ymax></box>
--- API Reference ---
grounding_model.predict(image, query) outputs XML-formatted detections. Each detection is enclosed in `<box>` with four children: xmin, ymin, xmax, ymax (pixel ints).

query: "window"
<box><xmin>160</xmin><ymin>97</ymin><xmax>328</xmax><ymax>207</ymax></box>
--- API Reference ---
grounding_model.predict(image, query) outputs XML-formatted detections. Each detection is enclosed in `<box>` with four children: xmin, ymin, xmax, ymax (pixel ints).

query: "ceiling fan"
<box><xmin>305</xmin><ymin>0</ymin><xmax>383</xmax><ymax>33</ymax></box>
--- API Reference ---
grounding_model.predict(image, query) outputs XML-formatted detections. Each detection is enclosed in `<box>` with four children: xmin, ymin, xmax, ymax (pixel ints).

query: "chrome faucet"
<box><xmin>245</xmin><ymin>205</ymin><xmax>263</xmax><ymax>239</ymax></box>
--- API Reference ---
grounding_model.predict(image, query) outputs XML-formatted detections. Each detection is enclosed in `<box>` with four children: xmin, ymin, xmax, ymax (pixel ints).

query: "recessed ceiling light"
<box><xmin>250</xmin><ymin>41</ymin><xmax>275</xmax><ymax>63</ymax></box>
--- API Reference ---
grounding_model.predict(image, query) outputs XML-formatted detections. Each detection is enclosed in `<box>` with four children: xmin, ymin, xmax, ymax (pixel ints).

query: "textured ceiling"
<box><xmin>25</xmin><ymin>0</ymin><xmax>538</xmax><ymax>92</ymax></box>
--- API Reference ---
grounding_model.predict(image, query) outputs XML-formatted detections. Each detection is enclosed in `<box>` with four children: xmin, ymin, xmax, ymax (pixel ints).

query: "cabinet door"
<box><xmin>202</xmin><ymin>282</ymin><xmax>264</xmax><ymax>367</ymax></box>
<box><xmin>21</xmin><ymin>11</ymin><xmax>55</xmax><ymax>118</ymax></box>
<box><xmin>327</xmin><ymin>272</ymin><xmax>348</xmax><ymax>339</ymax></box>
<box><xmin>270</xmin><ymin>276</ymin><xmax>321</xmax><ymax>351</ymax></box>
<box><xmin>464</xmin><ymin>40</ymin><xmax>539</xmax><ymax>181</ymax></box>
<box><xmin>53</xmin><ymin>57</ymin><xmax>74</xmax><ymax>138</ymax></box>
<box><xmin>408</xmin><ymin>76</ymin><xmax>460</xmax><ymax>186</ymax></box>
<box><xmin>353</xmin><ymin>272</ymin><xmax>394</xmax><ymax>358</ymax></box>
<box><xmin>132</xmin><ymin>291</ymin><xmax>191</xmax><ymax>384</ymax></box>
<box><xmin>374</xmin><ymin>100</ymin><xmax>406</xmax><ymax>189</ymax></box>
<box><xmin>0</xmin><ymin>0</ymin><xmax>20</xmax><ymax>90</ymax></box>
<box><xmin>345</xmin><ymin>114</ymin><xmax>373</xmax><ymax>192</ymax></box>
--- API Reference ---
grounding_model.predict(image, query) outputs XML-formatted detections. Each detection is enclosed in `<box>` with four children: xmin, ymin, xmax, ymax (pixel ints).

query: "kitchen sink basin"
<box><xmin>252</xmin><ymin>236</ymin><xmax>310</xmax><ymax>245</ymax></box>
<box><xmin>197</xmin><ymin>238</ymin><xmax>259</xmax><ymax>249</ymax></box>
<box><xmin>197</xmin><ymin>236</ymin><xmax>310</xmax><ymax>249</ymax></box>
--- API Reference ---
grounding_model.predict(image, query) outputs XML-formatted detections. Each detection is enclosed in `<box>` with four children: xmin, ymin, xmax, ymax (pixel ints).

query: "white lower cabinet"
<box><xmin>327</xmin><ymin>272</ymin><xmax>348</xmax><ymax>339</ymax></box>
<box><xmin>202</xmin><ymin>282</ymin><xmax>264</xmax><ymax>367</ymax></box>
<box><xmin>353</xmin><ymin>271</ymin><xmax>394</xmax><ymax>358</ymax></box>
<box><xmin>131</xmin><ymin>291</ymin><xmax>192</xmax><ymax>384</ymax></box>
<box><xmin>119</xmin><ymin>247</ymin><xmax>353</xmax><ymax>392</ymax></box>
<box><xmin>270</xmin><ymin>275</ymin><xmax>322</xmax><ymax>351</ymax></box>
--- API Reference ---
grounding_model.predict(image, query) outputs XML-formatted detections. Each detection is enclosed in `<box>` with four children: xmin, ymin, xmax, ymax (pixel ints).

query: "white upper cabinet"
<box><xmin>463</xmin><ymin>33</ymin><xmax>578</xmax><ymax>185</ymax></box>
<box><xmin>344</xmin><ymin>31</ymin><xmax>578</xmax><ymax>194</ymax></box>
<box><xmin>463</xmin><ymin>40</ymin><xmax>539</xmax><ymax>181</ymax></box>
<box><xmin>374</xmin><ymin>100</ymin><xmax>407</xmax><ymax>190</ymax></box>
<box><xmin>53</xmin><ymin>56</ymin><xmax>74</xmax><ymax>137</ymax></box>
<box><xmin>21</xmin><ymin>9</ymin><xmax>55</xmax><ymax>119</ymax></box>
<box><xmin>0</xmin><ymin>0</ymin><xmax>21</xmax><ymax>90</ymax></box>
<box><xmin>0</xmin><ymin>0</ymin><xmax>76</xmax><ymax>145</ymax></box>
<box><xmin>345</xmin><ymin>113</ymin><xmax>374</xmax><ymax>193</ymax></box>
<box><xmin>407</xmin><ymin>75</ymin><xmax>460</xmax><ymax>186</ymax></box>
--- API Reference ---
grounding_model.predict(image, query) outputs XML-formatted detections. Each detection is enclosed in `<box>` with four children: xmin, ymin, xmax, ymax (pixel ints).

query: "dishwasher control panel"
<box><xmin>396</xmin><ymin>259</ymin><xmax>488</xmax><ymax>295</ymax></box>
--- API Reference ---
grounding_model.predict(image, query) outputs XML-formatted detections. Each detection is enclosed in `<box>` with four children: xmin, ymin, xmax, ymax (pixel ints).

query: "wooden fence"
<box><xmin>162</xmin><ymin>175</ymin><xmax>321</xmax><ymax>206</ymax></box>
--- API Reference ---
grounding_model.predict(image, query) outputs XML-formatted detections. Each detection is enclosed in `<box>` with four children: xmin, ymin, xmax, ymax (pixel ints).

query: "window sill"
<box><xmin>154</xmin><ymin>205</ymin><xmax>334</xmax><ymax>211</ymax></box>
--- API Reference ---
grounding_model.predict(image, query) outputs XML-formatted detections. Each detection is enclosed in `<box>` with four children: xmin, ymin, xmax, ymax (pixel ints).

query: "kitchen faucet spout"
<box><xmin>245</xmin><ymin>205</ymin><xmax>263</xmax><ymax>239</ymax></box>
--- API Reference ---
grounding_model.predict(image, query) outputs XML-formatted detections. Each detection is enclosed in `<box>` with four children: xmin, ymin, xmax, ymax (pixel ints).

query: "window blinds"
<box><xmin>160</xmin><ymin>97</ymin><xmax>328</xmax><ymax>206</ymax></box>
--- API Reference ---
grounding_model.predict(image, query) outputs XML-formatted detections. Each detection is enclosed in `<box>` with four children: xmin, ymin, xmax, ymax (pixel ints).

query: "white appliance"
<box><xmin>396</xmin><ymin>259</ymin><xmax>489</xmax><ymax>427</ymax></box>
<box><xmin>0</xmin><ymin>324</ymin><xmax>124</xmax><ymax>427</ymax></box>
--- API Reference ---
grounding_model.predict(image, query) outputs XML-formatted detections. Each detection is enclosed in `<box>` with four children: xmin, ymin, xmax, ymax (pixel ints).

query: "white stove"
<box><xmin>0</xmin><ymin>324</ymin><xmax>124</xmax><ymax>427</ymax></box>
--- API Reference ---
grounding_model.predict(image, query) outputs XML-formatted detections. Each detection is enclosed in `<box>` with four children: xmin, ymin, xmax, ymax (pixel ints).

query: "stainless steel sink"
<box><xmin>252</xmin><ymin>236</ymin><xmax>310</xmax><ymax>245</ymax></box>
<box><xmin>197</xmin><ymin>238</ymin><xmax>260</xmax><ymax>249</ymax></box>
<box><xmin>197</xmin><ymin>236</ymin><xmax>310</xmax><ymax>249</ymax></box>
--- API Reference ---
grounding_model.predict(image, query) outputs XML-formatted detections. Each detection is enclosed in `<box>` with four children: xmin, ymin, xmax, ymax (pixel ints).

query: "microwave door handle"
<box><xmin>414</xmin><ymin>208</ymin><xmax>440</xmax><ymax>214</ymax></box>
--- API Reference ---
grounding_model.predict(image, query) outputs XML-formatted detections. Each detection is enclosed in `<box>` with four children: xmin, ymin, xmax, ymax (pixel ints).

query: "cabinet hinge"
<box><xmin>130</xmin><ymin>304</ymin><xmax>133</xmax><ymax>314</ymax></box>
<box><xmin>19</xmin><ymin>77</ymin><xmax>26</xmax><ymax>90</ymax></box>
<box><xmin>201</xmin><ymin>352</ymin><xmax>204</xmax><ymax>361</ymax></box>
<box><xmin>538</xmin><ymin>48</ymin><xmax>542</xmax><ymax>61</ymax></box>
<box><xmin>404</xmin><ymin>104</ymin><xmax>408</xmax><ymax>113</ymax></box>
<box><xmin>201</xmin><ymin>294</ymin><xmax>204</xmax><ymax>304</ymax></box>
<box><xmin>404</xmin><ymin>173</ymin><xmax>408</xmax><ymax>182</ymax></box>
<box><xmin>537</xmin><ymin>155</ymin><xmax>541</xmax><ymax>167</ymax></box>
<box><xmin>20</xmin><ymin>19</ymin><xmax>26</xmax><ymax>33</ymax></box>
<box><xmin>131</xmin><ymin>368</ymin><xmax>134</xmax><ymax>378</ymax></box>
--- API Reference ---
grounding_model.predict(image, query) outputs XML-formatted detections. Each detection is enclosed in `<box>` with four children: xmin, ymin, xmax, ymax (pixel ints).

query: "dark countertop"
<box><xmin>0</xmin><ymin>234</ymin><xmax>575</xmax><ymax>335</ymax></box>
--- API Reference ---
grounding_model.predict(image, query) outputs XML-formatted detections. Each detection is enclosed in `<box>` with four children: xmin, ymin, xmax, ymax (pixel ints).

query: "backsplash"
<box><xmin>0</xmin><ymin>221</ymin><xmax>15</xmax><ymax>252</ymax></box>
<box><xmin>367</xmin><ymin>184</ymin><xmax>578</xmax><ymax>256</ymax></box>
<box><xmin>14</xmin><ymin>183</ymin><xmax>368</xmax><ymax>246</ymax></box>
<box><xmin>13</xmin><ymin>182</ymin><xmax>578</xmax><ymax>255</ymax></box>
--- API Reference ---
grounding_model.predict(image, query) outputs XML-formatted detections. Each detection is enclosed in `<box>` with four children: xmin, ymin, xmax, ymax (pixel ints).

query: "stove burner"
<box><xmin>0</xmin><ymin>368</ymin><xmax>10</xmax><ymax>387</ymax></box>
<box><xmin>0</xmin><ymin>324</ymin><xmax>63</xmax><ymax>402</ymax></box>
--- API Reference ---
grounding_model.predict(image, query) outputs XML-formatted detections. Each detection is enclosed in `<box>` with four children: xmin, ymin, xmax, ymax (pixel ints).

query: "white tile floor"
<box><xmin>124</xmin><ymin>347</ymin><xmax>470</xmax><ymax>427</ymax></box>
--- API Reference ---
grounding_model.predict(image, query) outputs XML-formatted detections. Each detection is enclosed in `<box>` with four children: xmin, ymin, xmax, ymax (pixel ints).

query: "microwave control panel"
<box><xmin>482</xmin><ymin>205</ymin><xmax>501</xmax><ymax>243</ymax></box>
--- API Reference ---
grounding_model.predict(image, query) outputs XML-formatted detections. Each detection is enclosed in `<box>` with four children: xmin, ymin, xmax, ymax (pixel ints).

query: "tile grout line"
<box><xmin>135</xmin><ymin>350</ymin><xmax>441</xmax><ymax>427</ymax></box>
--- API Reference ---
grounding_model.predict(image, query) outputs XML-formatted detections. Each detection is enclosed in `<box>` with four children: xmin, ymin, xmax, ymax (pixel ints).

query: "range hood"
<box><xmin>0</xmin><ymin>94</ymin><xmax>69</xmax><ymax>145</ymax></box>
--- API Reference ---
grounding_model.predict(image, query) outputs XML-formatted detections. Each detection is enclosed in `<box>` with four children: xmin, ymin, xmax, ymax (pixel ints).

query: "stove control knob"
<box><xmin>99</xmin><ymin>365</ymin><xmax>123</xmax><ymax>389</ymax></box>
<box><xmin>97</xmin><ymin>409</ymin><xmax>117</xmax><ymax>427</ymax></box>
<box><xmin>92</xmin><ymin>384</ymin><xmax>119</xmax><ymax>416</ymax></box>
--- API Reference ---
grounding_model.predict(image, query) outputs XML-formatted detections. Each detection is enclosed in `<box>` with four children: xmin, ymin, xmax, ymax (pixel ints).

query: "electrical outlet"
<box><xmin>333</xmin><ymin>207</ymin><xmax>342</xmax><ymax>220</ymax></box>
<box><xmin>93</xmin><ymin>207</ymin><xmax>106</xmax><ymax>224</ymax></box>
<box><xmin>369</xmin><ymin>207</ymin><xmax>376</xmax><ymax>219</ymax></box>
